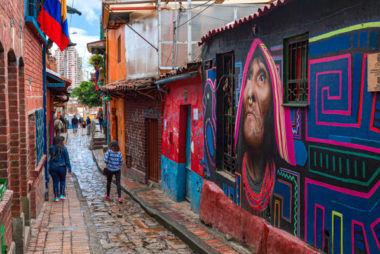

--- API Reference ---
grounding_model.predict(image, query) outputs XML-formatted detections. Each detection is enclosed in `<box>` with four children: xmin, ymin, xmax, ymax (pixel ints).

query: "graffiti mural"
<box><xmin>303</xmin><ymin>24</ymin><xmax>380</xmax><ymax>253</ymax></box>
<box><xmin>233</xmin><ymin>39</ymin><xmax>295</xmax><ymax>216</ymax></box>
<box><xmin>202</xmin><ymin>17</ymin><xmax>380</xmax><ymax>252</ymax></box>
<box><xmin>203</xmin><ymin>68</ymin><xmax>217</xmax><ymax>178</ymax></box>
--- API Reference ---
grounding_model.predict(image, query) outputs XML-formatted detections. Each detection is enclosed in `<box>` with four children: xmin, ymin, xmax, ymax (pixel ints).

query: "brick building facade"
<box><xmin>0</xmin><ymin>0</ymin><xmax>47</xmax><ymax>253</ymax></box>
<box><xmin>0</xmin><ymin>0</ymin><xmax>25</xmax><ymax>253</ymax></box>
<box><xmin>124</xmin><ymin>97</ymin><xmax>162</xmax><ymax>183</ymax></box>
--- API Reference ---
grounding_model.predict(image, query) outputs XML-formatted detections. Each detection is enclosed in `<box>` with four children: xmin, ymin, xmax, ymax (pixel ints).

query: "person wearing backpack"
<box><xmin>49</xmin><ymin>136</ymin><xmax>72</xmax><ymax>202</ymax></box>
<box><xmin>104</xmin><ymin>141</ymin><xmax>124</xmax><ymax>203</ymax></box>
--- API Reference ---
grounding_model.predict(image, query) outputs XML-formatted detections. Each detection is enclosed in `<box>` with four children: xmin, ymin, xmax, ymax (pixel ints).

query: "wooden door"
<box><xmin>146</xmin><ymin>118</ymin><xmax>160</xmax><ymax>182</ymax></box>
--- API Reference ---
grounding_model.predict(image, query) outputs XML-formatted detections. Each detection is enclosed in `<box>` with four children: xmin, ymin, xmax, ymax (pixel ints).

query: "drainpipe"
<box><xmin>158</xmin><ymin>0</ymin><xmax>162</xmax><ymax>72</ymax></box>
<box><xmin>187</xmin><ymin>0</ymin><xmax>192</xmax><ymax>61</ymax></box>
<box><xmin>43</xmin><ymin>45</ymin><xmax>49</xmax><ymax>200</ymax></box>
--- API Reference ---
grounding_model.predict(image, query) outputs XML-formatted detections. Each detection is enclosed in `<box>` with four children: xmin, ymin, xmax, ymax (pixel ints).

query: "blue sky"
<box><xmin>56</xmin><ymin>0</ymin><xmax>102</xmax><ymax>78</ymax></box>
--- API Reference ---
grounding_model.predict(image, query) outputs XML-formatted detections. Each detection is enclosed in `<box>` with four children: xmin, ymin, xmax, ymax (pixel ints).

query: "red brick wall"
<box><xmin>0</xmin><ymin>0</ymin><xmax>24</xmax><ymax>247</ymax></box>
<box><xmin>8</xmin><ymin>58</ymin><xmax>22</xmax><ymax>217</ymax></box>
<box><xmin>0</xmin><ymin>50</ymin><xmax>10</xmax><ymax>183</ymax></box>
<box><xmin>0</xmin><ymin>190</ymin><xmax>14</xmax><ymax>250</ymax></box>
<box><xmin>30</xmin><ymin>157</ymin><xmax>44</xmax><ymax>218</ymax></box>
<box><xmin>24</xmin><ymin>26</ymin><xmax>44</xmax><ymax>219</ymax></box>
<box><xmin>24</xmin><ymin>28</ymin><xmax>43</xmax><ymax>113</ymax></box>
<box><xmin>124</xmin><ymin>98</ymin><xmax>162</xmax><ymax>182</ymax></box>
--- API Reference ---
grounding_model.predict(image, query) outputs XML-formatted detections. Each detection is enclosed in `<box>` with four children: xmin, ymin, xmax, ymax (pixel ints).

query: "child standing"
<box><xmin>104</xmin><ymin>141</ymin><xmax>124</xmax><ymax>202</ymax></box>
<box><xmin>49</xmin><ymin>136</ymin><xmax>71</xmax><ymax>201</ymax></box>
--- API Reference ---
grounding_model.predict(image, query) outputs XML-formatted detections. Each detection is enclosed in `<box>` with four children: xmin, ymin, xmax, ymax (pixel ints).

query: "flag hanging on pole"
<box><xmin>37</xmin><ymin>0</ymin><xmax>70</xmax><ymax>51</ymax></box>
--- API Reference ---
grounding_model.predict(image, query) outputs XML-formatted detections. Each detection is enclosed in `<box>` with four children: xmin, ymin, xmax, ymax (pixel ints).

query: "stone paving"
<box><xmin>66</xmin><ymin>132</ymin><xmax>192</xmax><ymax>254</ymax></box>
<box><xmin>93</xmin><ymin>136</ymin><xmax>251</xmax><ymax>254</ymax></box>
<box><xmin>27</xmin><ymin>171</ymin><xmax>92</xmax><ymax>254</ymax></box>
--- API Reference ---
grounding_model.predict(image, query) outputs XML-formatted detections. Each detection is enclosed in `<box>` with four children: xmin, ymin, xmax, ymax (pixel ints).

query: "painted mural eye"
<box><xmin>248</xmin><ymin>97</ymin><xmax>253</xmax><ymax>105</ymax></box>
<box><xmin>259</xmin><ymin>73</ymin><xmax>265</xmax><ymax>83</ymax></box>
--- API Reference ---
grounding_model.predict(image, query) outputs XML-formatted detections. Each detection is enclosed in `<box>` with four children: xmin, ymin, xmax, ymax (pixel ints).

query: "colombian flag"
<box><xmin>37</xmin><ymin>0</ymin><xmax>70</xmax><ymax>51</ymax></box>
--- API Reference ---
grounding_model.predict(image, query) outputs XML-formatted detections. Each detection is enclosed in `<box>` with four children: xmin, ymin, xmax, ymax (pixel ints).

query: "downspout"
<box><xmin>43</xmin><ymin>45</ymin><xmax>49</xmax><ymax>200</ymax></box>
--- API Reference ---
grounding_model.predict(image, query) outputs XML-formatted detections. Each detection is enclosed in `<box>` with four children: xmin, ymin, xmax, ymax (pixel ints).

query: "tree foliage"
<box><xmin>71</xmin><ymin>81</ymin><xmax>102</xmax><ymax>107</ymax></box>
<box><xmin>89</xmin><ymin>54</ymin><xmax>104</xmax><ymax>69</ymax></box>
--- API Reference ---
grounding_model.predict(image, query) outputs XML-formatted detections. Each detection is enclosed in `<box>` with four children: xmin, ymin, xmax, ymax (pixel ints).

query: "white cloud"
<box><xmin>52</xmin><ymin>27</ymin><xmax>99</xmax><ymax>78</ymax></box>
<box><xmin>68</xmin><ymin>0</ymin><xmax>101</xmax><ymax>25</ymax></box>
<box><xmin>69</xmin><ymin>27</ymin><xmax>99</xmax><ymax>73</ymax></box>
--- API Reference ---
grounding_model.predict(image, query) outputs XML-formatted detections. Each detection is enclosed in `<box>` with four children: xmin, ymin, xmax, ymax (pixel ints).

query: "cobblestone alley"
<box><xmin>27</xmin><ymin>132</ymin><xmax>192</xmax><ymax>254</ymax></box>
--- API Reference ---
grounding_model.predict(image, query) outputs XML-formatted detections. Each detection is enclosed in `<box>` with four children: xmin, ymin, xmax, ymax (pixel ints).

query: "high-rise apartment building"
<box><xmin>55</xmin><ymin>47</ymin><xmax>83</xmax><ymax>88</ymax></box>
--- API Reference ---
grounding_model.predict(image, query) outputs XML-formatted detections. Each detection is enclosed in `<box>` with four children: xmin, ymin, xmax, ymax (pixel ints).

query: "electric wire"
<box><xmin>176</xmin><ymin>2</ymin><xmax>215</xmax><ymax>29</ymax></box>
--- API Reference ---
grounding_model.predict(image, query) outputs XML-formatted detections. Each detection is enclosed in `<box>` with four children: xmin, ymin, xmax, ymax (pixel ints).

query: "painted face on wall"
<box><xmin>243</xmin><ymin>57</ymin><xmax>272</xmax><ymax>149</ymax></box>
<box><xmin>234</xmin><ymin>39</ymin><xmax>295</xmax><ymax>213</ymax></box>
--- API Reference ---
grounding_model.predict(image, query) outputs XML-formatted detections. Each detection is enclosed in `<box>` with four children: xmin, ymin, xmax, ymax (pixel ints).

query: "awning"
<box><xmin>154</xmin><ymin>71</ymin><xmax>198</xmax><ymax>85</ymax></box>
<box><xmin>87</xmin><ymin>40</ymin><xmax>106</xmax><ymax>55</ymax></box>
<box><xmin>47</xmin><ymin>69</ymin><xmax>72</xmax><ymax>96</ymax></box>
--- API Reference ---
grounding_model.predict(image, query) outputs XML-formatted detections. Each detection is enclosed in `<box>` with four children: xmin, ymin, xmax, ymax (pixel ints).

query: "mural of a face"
<box><xmin>235</xmin><ymin>39</ymin><xmax>295</xmax><ymax>212</ymax></box>
<box><xmin>243</xmin><ymin>57</ymin><xmax>272</xmax><ymax>149</ymax></box>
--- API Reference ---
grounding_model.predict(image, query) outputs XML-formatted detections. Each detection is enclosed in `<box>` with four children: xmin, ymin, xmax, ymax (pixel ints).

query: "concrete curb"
<box><xmin>91</xmin><ymin>150</ymin><xmax>217</xmax><ymax>254</ymax></box>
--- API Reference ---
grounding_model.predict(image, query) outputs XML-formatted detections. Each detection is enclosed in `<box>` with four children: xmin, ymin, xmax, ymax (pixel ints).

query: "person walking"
<box><xmin>54</xmin><ymin>117</ymin><xmax>64</xmax><ymax>136</ymax></box>
<box><xmin>86</xmin><ymin>116</ymin><xmax>91</xmax><ymax>136</ymax></box>
<box><xmin>71</xmin><ymin>115</ymin><xmax>79</xmax><ymax>133</ymax></box>
<box><xmin>98</xmin><ymin>114</ymin><xmax>104</xmax><ymax>134</ymax></box>
<box><xmin>49</xmin><ymin>136</ymin><xmax>71</xmax><ymax>202</ymax></box>
<box><xmin>104</xmin><ymin>141</ymin><xmax>123</xmax><ymax>203</ymax></box>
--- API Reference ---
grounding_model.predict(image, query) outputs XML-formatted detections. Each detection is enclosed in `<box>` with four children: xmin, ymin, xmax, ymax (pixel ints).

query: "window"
<box><xmin>117</xmin><ymin>36</ymin><xmax>121</xmax><ymax>63</ymax></box>
<box><xmin>35</xmin><ymin>109</ymin><xmax>45</xmax><ymax>165</ymax></box>
<box><xmin>216</xmin><ymin>52</ymin><xmax>236</xmax><ymax>174</ymax></box>
<box><xmin>27</xmin><ymin>0</ymin><xmax>42</xmax><ymax>18</ymax></box>
<box><xmin>283</xmin><ymin>33</ymin><xmax>309</xmax><ymax>106</ymax></box>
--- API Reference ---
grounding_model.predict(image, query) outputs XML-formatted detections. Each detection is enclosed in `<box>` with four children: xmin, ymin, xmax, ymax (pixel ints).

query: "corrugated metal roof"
<box><xmin>199</xmin><ymin>0</ymin><xmax>292</xmax><ymax>46</ymax></box>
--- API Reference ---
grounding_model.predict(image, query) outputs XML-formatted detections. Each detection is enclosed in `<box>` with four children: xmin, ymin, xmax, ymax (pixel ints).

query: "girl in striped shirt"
<box><xmin>104</xmin><ymin>141</ymin><xmax>124</xmax><ymax>202</ymax></box>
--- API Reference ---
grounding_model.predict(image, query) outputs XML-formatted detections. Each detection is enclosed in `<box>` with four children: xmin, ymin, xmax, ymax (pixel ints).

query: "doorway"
<box><xmin>146</xmin><ymin>118</ymin><xmax>160</xmax><ymax>182</ymax></box>
<box><xmin>180</xmin><ymin>105</ymin><xmax>192</xmax><ymax>201</ymax></box>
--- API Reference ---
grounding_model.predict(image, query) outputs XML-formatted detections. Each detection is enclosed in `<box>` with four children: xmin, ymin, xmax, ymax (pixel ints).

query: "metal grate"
<box><xmin>35</xmin><ymin>109</ymin><xmax>45</xmax><ymax>165</ymax></box>
<box><xmin>285</xmin><ymin>35</ymin><xmax>309</xmax><ymax>104</ymax></box>
<box><xmin>219</xmin><ymin>53</ymin><xmax>236</xmax><ymax>173</ymax></box>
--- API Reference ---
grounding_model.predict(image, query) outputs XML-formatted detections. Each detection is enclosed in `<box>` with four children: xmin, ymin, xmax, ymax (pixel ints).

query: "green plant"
<box><xmin>71</xmin><ymin>81</ymin><xmax>102</xmax><ymax>107</ymax></box>
<box><xmin>89</xmin><ymin>54</ymin><xmax>104</xmax><ymax>69</ymax></box>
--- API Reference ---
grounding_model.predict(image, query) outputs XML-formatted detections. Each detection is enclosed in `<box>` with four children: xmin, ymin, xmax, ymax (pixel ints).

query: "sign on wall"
<box><xmin>367</xmin><ymin>53</ymin><xmax>380</xmax><ymax>91</ymax></box>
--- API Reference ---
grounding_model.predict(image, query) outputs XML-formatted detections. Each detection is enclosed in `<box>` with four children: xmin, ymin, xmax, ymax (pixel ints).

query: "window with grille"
<box><xmin>216</xmin><ymin>52</ymin><xmax>236</xmax><ymax>174</ymax></box>
<box><xmin>35</xmin><ymin>109</ymin><xmax>45</xmax><ymax>165</ymax></box>
<box><xmin>283</xmin><ymin>33</ymin><xmax>309</xmax><ymax>106</ymax></box>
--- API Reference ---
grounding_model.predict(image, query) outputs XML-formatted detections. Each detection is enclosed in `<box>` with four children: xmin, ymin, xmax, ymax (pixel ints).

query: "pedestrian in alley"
<box><xmin>49</xmin><ymin>136</ymin><xmax>72</xmax><ymax>202</ymax></box>
<box><xmin>53</xmin><ymin>117</ymin><xmax>64</xmax><ymax>136</ymax></box>
<box><xmin>71</xmin><ymin>115</ymin><xmax>79</xmax><ymax>133</ymax></box>
<box><xmin>104</xmin><ymin>141</ymin><xmax>123</xmax><ymax>203</ymax></box>
<box><xmin>80</xmin><ymin>118</ymin><xmax>86</xmax><ymax>136</ymax></box>
<box><xmin>86</xmin><ymin>116</ymin><xmax>91</xmax><ymax>136</ymax></box>
<box><xmin>98</xmin><ymin>112</ymin><xmax>104</xmax><ymax>133</ymax></box>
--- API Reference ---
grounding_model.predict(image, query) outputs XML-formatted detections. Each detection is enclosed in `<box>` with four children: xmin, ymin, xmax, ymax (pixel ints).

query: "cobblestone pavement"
<box><xmin>66</xmin><ymin>132</ymin><xmax>192</xmax><ymax>254</ymax></box>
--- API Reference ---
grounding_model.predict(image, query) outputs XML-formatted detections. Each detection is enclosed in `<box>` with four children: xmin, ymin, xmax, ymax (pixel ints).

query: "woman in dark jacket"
<box><xmin>49</xmin><ymin>136</ymin><xmax>72</xmax><ymax>202</ymax></box>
